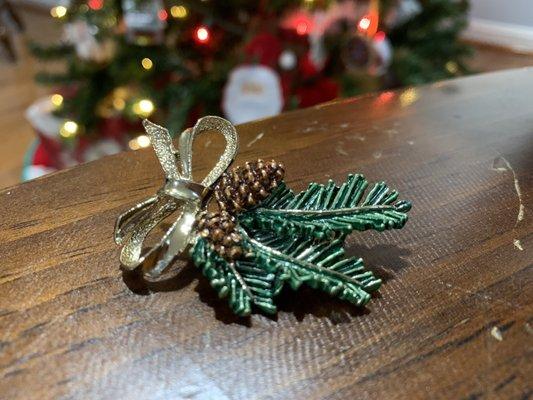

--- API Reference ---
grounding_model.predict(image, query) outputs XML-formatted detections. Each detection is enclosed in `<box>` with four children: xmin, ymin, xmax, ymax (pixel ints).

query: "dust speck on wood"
<box><xmin>491</xmin><ymin>326</ymin><xmax>503</xmax><ymax>341</ymax></box>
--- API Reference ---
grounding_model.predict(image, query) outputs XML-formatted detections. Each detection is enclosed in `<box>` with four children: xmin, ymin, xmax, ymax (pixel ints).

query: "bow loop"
<box><xmin>115</xmin><ymin>116</ymin><xmax>239</xmax><ymax>277</ymax></box>
<box><xmin>178</xmin><ymin>115</ymin><xmax>238</xmax><ymax>186</ymax></box>
<box><xmin>142</xmin><ymin>120</ymin><xmax>182</xmax><ymax>181</ymax></box>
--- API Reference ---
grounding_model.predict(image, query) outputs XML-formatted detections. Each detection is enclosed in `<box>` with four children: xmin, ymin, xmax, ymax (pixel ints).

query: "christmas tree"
<box><xmin>26</xmin><ymin>0</ymin><xmax>470</xmax><ymax>176</ymax></box>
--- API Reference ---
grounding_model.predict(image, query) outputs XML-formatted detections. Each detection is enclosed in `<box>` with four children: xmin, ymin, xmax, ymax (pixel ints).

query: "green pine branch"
<box><xmin>242</xmin><ymin>228</ymin><xmax>380</xmax><ymax>306</ymax></box>
<box><xmin>239</xmin><ymin>175</ymin><xmax>411</xmax><ymax>240</ymax></box>
<box><xmin>190</xmin><ymin>220</ymin><xmax>384</xmax><ymax>316</ymax></box>
<box><xmin>191</xmin><ymin>237</ymin><xmax>283</xmax><ymax>316</ymax></box>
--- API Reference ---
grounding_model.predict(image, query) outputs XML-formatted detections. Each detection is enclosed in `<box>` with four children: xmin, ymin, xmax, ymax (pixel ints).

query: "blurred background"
<box><xmin>0</xmin><ymin>0</ymin><xmax>532</xmax><ymax>189</ymax></box>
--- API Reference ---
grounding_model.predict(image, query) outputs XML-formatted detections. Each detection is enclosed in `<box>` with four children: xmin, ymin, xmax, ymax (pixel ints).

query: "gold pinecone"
<box><xmin>214</xmin><ymin>159</ymin><xmax>285</xmax><ymax>213</ymax></box>
<box><xmin>196</xmin><ymin>211</ymin><xmax>243</xmax><ymax>261</ymax></box>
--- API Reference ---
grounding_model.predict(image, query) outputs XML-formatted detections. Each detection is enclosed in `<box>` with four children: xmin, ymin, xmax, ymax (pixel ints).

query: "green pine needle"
<box><xmin>191</xmin><ymin>237</ymin><xmax>282</xmax><ymax>316</ymax></box>
<box><xmin>240</xmin><ymin>175</ymin><xmax>412</xmax><ymax>240</ymax></box>
<box><xmin>242</xmin><ymin>228</ymin><xmax>379</xmax><ymax>306</ymax></box>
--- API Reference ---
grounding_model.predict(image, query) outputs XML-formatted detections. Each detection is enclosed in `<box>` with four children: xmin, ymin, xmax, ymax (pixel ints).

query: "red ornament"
<box><xmin>374</xmin><ymin>31</ymin><xmax>386</xmax><ymax>42</ymax></box>
<box><xmin>296</xmin><ymin>77</ymin><xmax>339</xmax><ymax>108</ymax></box>
<box><xmin>245</xmin><ymin>33</ymin><xmax>282</xmax><ymax>67</ymax></box>
<box><xmin>194</xmin><ymin>26</ymin><xmax>210</xmax><ymax>44</ymax></box>
<box><xmin>299</xmin><ymin>52</ymin><xmax>319</xmax><ymax>79</ymax></box>
<box><xmin>32</xmin><ymin>141</ymin><xmax>54</xmax><ymax>167</ymax></box>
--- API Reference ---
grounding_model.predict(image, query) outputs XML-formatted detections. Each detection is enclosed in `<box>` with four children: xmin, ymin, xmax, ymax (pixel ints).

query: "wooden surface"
<box><xmin>0</xmin><ymin>68</ymin><xmax>532</xmax><ymax>400</ymax></box>
<box><xmin>1</xmin><ymin>7</ymin><xmax>533</xmax><ymax>190</ymax></box>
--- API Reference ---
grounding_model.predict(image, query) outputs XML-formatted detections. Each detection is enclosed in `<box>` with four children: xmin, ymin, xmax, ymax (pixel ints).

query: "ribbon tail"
<box><xmin>178</xmin><ymin>127</ymin><xmax>193</xmax><ymax>180</ymax></box>
<box><xmin>114</xmin><ymin>196</ymin><xmax>158</xmax><ymax>245</ymax></box>
<box><xmin>143</xmin><ymin>201</ymin><xmax>199</xmax><ymax>278</ymax></box>
<box><xmin>119</xmin><ymin>196</ymin><xmax>179</xmax><ymax>269</ymax></box>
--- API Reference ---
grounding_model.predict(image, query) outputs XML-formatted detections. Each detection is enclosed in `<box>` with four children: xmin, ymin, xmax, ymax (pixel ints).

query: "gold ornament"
<box><xmin>114</xmin><ymin>116</ymin><xmax>238</xmax><ymax>278</ymax></box>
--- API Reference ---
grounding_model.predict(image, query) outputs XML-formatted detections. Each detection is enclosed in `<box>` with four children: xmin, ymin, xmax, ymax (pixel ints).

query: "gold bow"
<box><xmin>114</xmin><ymin>116</ymin><xmax>238</xmax><ymax>278</ymax></box>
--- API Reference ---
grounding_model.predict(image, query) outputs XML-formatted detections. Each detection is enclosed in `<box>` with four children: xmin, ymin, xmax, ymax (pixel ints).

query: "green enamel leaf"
<box><xmin>239</xmin><ymin>175</ymin><xmax>412</xmax><ymax>240</ymax></box>
<box><xmin>191</xmin><ymin>238</ymin><xmax>284</xmax><ymax>316</ymax></box>
<box><xmin>191</xmin><ymin>227</ymin><xmax>380</xmax><ymax>315</ymax></box>
<box><xmin>241</xmin><ymin>228</ymin><xmax>379</xmax><ymax>307</ymax></box>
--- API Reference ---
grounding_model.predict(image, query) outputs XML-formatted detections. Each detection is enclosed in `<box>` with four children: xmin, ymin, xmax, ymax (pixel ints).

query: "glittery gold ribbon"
<box><xmin>114</xmin><ymin>116</ymin><xmax>238</xmax><ymax>277</ymax></box>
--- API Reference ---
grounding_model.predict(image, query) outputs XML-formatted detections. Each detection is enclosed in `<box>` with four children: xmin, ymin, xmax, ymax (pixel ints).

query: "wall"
<box><xmin>464</xmin><ymin>0</ymin><xmax>533</xmax><ymax>52</ymax></box>
<box><xmin>470</xmin><ymin>0</ymin><xmax>533</xmax><ymax>27</ymax></box>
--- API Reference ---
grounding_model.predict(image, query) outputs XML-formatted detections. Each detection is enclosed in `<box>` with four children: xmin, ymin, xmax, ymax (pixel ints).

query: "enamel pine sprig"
<box><xmin>115</xmin><ymin>116</ymin><xmax>412</xmax><ymax>317</ymax></box>
<box><xmin>192</xmin><ymin>165</ymin><xmax>411</xmax><ymax>316</ymax></box>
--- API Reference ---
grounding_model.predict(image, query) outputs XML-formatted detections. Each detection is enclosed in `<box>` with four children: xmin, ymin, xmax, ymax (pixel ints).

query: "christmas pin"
<box><xmin>115</xmin><ymin>116</ymin><xmax>412</xmax><ymax>316</ymax></box>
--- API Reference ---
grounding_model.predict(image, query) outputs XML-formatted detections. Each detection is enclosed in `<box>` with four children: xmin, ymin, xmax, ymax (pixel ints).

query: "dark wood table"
<box><xmin>1</xmin><ymin>68</ymin><xmax>531</xmax><ymax>400</ymax></box>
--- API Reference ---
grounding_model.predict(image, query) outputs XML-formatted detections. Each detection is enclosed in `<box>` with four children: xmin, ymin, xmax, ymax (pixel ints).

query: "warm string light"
<box><xmin>50</xmin><ymin>5</ymin><xmax>67</xmax><ymax>18</ymax></box>
<box><xmin>132</xmin><ymin>99</ymin><xmax>155</xmax><ymax>117</ymax></box>
<box><xmin>194</xmin><ymin>26</ymin><xmax>210</xmax><ymax>44</ymax></box>
<box><xmin>170</xmin><ymin>5</ymin><xmax>188</xmax><ymax>19</ymax></box>
<box><xmin>296</xmin><ymin>21</ymin><xmax>308</xmax><ymax>35</ymax></box>
<box><xmin>446</xmin><ymin>61</ymin><xmax>459</xmax><ymax>74</ymax></box>
<box><xmin>113</xmin><ymin>97</ymin><xmax>125</xmax><ymax>111</ymax></box>
<box><xmin>128</xmin><ymin>135</ymin><xmax>151</xmax><ymax>150</ymax></box>
<box><xmin>141</xmin><ymin>57</ymin><xmax>153</xmax><ymax>70</ymax></box>
<box><xmin>358</xmin><ymin>16</ymin><xmax>371</xmax><ymax>31</ymax></box>
<box><xmin>357</xmin><ymin>12</ymin><xmax>379</xmax><ymax>37</ymax></box>
<box><xmin>50</xmin><ymin>94</ymin><xmax>64</xmax><ymax>108</ymax></box>
<box><xmin>358</xmin><ymin>0</ymin><xmax>379</xmax><ymax>38</ymax></box>
<box><xmin>60</xmin><ymin>120</ymin><xmax>79</xmax><ymax>138</ymax></box>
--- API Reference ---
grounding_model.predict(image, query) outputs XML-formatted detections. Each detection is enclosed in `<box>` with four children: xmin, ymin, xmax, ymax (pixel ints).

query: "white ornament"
<box><xmin>386</xmin><ymin>0</ymin><xmax>422</xmax><ymax>28</ymax></box>
<box><xmin>278</xmin><ymin>50</ymin><xmax>297</xmax><ymax>70</ymax></box>
<box><xmin>222</xmin><ymin>65</ymin><xmax>283</xmax><ymax>125</ymax></box>
<box><xmin>309</xmin><ymin>34</ymin><xmax>327</xmax><ymax>71</ymax></box>
<box><xmin>122</xmin><ymin>0</ymin><xmax>166</xmax><ymax>44</ymax></box>
<box><xmin>63</xmin><ymin>20</ymin><xmax>115</xmax><ymax>63</ymax></box>
<box><xmin>25</xmin><ymin>96</ymin><xmax>63</xmax><ymax>141</ymax></box>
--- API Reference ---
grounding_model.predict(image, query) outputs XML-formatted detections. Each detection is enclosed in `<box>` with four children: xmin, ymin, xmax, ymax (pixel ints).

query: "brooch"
<box><xmin>115</xmin><ymin>116</ymin><xmax>411</xmax><ymax>316</ymax></box>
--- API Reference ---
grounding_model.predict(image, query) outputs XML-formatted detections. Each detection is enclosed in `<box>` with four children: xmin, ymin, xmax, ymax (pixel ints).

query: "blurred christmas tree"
<box><xmin>25</xmin><ymin>0</ymin><xmax>470</xmax><ymax>178</ymax></box>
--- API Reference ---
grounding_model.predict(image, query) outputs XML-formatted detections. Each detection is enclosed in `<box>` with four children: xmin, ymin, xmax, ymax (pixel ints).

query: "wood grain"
<box><xmin>0</xmin><ymin>68</ymin><xmax>532</xmax><ymax>400</ymax></box>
